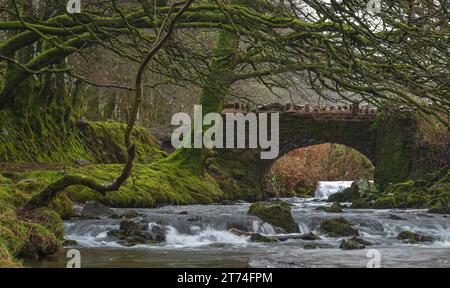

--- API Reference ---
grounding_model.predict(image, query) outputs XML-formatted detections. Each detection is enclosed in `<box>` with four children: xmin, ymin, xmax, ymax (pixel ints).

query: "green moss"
<box><xmin>0</xmin><ymin>175</ymin><xmax>13</xmax><ymax>185</ymax></box>
<box><xmin>373</xmin><ymin>196</ymin><xmax>397</xmax><ymax>209</ymax></box>
<box><xmin>397</xmin><ymin>231</ymin><xmax>434</xmax><ymax>244</ymax></box>
<box><xmin>374</xmin><ymin>113</ymin><xmax>417</xmax><ymax>189</ymax></box>
<box><xmin>248</xmin><ymin>200</ymin><xmax>299</xmax><ymax>233</ymax></box>
<box><xmin>0</xmin><ymin>242</ymin><xmax>23</xmax><ymax>268</ymax></box>
<box><xmin>405</xmin><ymin>193</ymin><xmax>428</xmax><ymax>209</ymax></box>
<box><xmin>350</xmin><ymin>199</ymin><xmax>373</xmax><ymax>209</ymax></box>
<box><xmin>17</xmin><ymin>222</ymin><xmax>60</xmax><ymax>260</ymax></box>
<box><xmin>79</xmin><ymin>121</ymin><xmax>167</xmax><ymax>164</ymax></box>
<box><xmin>319</xmin><ymin>217</ymin><xmax>359</xmax><ymax>237</ymax></box>
<box><xmin>49</xmin><ymin>193</ymin><xmax>74</xmax><ymax>220</ymax></box>
<box><xmin>328</xmin><ymin>192</ymin><xmax>345</xmax><ymax>203</ymax></box>
<box><xmin>207</xmin><ymin>149</ymin><xmax>265</xmax><ymax>202</ymax></box>
<box><xmin>339</xmin><ymin>238</ymin><xmax>365</xmax><ymax>250</ymax></box>
<box><xmin>0</xmin><ymin>111</ymin><xmax>166</xmax><ymax>164</ymax></box>
<box><xmin>316</xmin><ymin>202</ymin><xmax>344</xmax><ymax>213</ymax></box>
<box><xmin>364</xmin><ymin>167</ymin><xmax>450</xmax><ymax>212</ymax></box>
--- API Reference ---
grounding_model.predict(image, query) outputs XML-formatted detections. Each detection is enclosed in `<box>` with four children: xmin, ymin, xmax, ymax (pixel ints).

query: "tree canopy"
<box><xmin>0</xmin><ymin>0</ymin><xmax>448</xmax><ymax>126</ymax></box>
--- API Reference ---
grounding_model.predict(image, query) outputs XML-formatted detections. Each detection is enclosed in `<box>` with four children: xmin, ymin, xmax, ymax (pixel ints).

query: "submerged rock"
<box><xmin>387</xmin><ymin>214</ymin><xmax>406</xmax><ymax>220</ymax></box>
<box><xmin>303</xmin><ymin>243</ymin><xmax>319</xmax><ymax>250</ymax></box>
<box><xmin>397</xmin><ymin>231</ymin><xmax>434</xmax><ymax>244</ymax></box>
<box><xmin>248</xmin><ymin>200</ymin><xmax>299</xmax><ymax>233</ymax></box>
<box><xmin>319</xmin><ymin>217</ymin><xmax>359</xmax><ymax>237</ymax></box>
<box><xmin>303</xmin><ymin>242</ymin><xmax>333</xmax><ymax>250</ymax></box>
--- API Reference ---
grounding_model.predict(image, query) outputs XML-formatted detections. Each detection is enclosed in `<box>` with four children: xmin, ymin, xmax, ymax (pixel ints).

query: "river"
<box><xmin>31</xmin><ymin>184</ymin><xmax>450</xmax><ymax>268</ymax></box>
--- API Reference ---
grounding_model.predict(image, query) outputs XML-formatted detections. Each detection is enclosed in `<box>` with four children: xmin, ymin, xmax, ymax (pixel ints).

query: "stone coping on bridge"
<box><xmin>222</xmin><ymin>102</ymin><xmax>378</xmax><ymax>121</ymax></box>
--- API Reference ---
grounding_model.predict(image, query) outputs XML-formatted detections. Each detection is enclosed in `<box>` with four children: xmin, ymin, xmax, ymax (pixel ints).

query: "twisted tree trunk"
<box><xmin>23</xmin><ymin>0</ymin><xmax>195</xmax><ymax>211</ymax></box>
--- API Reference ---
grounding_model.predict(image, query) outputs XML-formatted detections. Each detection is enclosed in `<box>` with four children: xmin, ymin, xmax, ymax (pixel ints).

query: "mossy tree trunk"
<box><xmin>168</xmin><ymin>11</ymin><xmax>241</xmax><ymax>171</ymax></box>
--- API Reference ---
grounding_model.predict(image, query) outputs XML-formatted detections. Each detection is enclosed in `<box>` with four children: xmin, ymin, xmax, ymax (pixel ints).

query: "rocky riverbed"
<box><xmin>31</xmin><ymin>194</ymin><xmax>450</xmax><ymax>268</ymax></box>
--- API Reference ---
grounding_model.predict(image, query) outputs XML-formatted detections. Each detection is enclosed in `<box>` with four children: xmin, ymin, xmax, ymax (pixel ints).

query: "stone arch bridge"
<box><xmin>153</xmin><ymin>103</ymin><xmax>418</xmax><ymax>198</ymax></box>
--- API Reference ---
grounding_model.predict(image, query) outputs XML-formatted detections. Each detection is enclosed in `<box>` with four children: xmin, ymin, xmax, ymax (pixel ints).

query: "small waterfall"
<box><xmin>314</xmin><ymin>181</ymin><xmax>353</xmax><ymax>198</ymax></box>
<box><xmin>64</xmin><ymin>221</ymin><xmax>121</xmax><ymax>248</ymax></box>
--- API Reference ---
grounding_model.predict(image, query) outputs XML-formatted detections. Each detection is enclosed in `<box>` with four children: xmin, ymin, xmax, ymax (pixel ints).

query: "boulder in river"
<box><xmin>81</xmin><ymin>201</ymin><xmax>115</xmax><ymax>218</ymax></box>
<box><xmin>108</xmin><ymin>220</ymin><xmax>165</xmax><ymax>247</ymax></box>
<box><xmin>316</xmin><ymin>202</ymin><xmax>344</xmax><ymax>213</ymax></box>
<box><xmin>319</xmin><ymin>217</ymin><xmax>359</xmax><ymax>237</ymax></box>
<box><xmin>397</xmin><ymin>231</ymin><xmax>434</xmax><ymax>244</ymax></box>
<box><xmin>248</xmin><ymin>200</ymin><xmax>299</xmax><ymax>233</ymax></box>
<box><xmin>329</xmin><ymin>179</ymin><xmax>378</xmax><ymax>203</ymax></box>
<box><xmin>339</xmin><ymin>238</ymin><xmax>366</xmax><ymax>250</ymax></box>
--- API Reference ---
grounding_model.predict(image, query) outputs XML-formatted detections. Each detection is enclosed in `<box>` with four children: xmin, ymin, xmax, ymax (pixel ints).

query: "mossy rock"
<box><xmin>62</xmin><ymin>239</ymin><xmax>78</xmax><ymax>247</ymax></box>
<box><xmin>373</xmin><ymin>196</ymin><xmax>397</xmax><ymax>209</ymax></box>
<box><xmin>328</xmin><ymin>192</ymin><xmax>345</xmax><ymax>203</ymax></box>
<box><xmin>319</xmin><ymin>217</ymin><xmax>359</xmax><ymax>237</ymax></box>
<box><xmin>339</xmin><ymin>238</ymin><xmax>365</xmax><ymax>250</ymax></box>
<box><xmin>248</xmin><ymin>200</ymin><xmax>299</xmax><ymax>233</ymax></box>
<box><xmin>346</xmin><ymin>179</ymin><xmax>378</xmax><ymax>201</ymax></box>
<box><xmin>108</xmin><ymin>220</ymin><xmax>162</xmax><ymax>247</ymax></box>
<box><xmin>316</xmin><ymin>202</ymin><xmax>344</xmax><ymax>213</ymax></box>
<box><xmin>397</xmin><ymin>231</ymin><xmax>434</xmax><ymax>244</ymax></box>
<box><xmin>350</xmin><ymin>199</ymin><xmax>373</xmax><ymax>209</ymax></box>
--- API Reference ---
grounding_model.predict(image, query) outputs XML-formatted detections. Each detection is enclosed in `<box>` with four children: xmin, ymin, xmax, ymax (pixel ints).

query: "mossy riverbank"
<box><xmin>329</xmin><ymin>168</ymin><xmax>450</xmax><ymax>214</ymax></box>
<box><xmin>0</xmin><ymin>118</ymin><xmax>222</xmax><ymax>267</ymax></box>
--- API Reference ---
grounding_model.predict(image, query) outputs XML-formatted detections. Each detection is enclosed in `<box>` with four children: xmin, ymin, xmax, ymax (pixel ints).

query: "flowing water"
<box><xmin>31</xmin><ymin>183</ymin><xmax>450</xmax><ymax>268</ymax></box>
